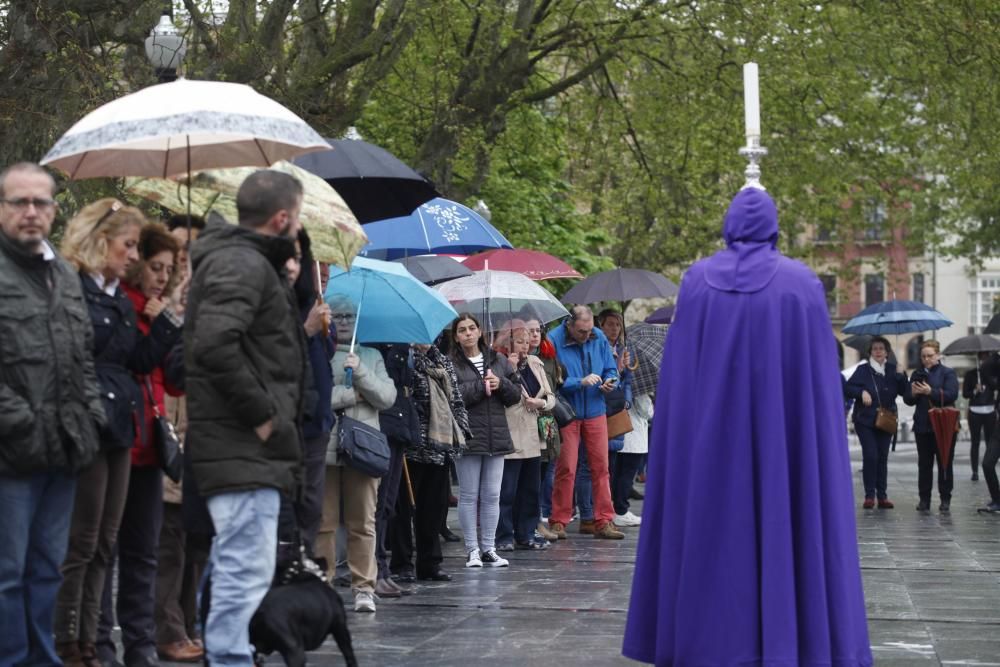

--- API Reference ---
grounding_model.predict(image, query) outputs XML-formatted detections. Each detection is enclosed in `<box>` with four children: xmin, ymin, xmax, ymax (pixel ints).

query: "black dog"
<box><xmin>248</xmin><ymin>554</ymin><xmax>358</xmax><ymax>667</ymax></box>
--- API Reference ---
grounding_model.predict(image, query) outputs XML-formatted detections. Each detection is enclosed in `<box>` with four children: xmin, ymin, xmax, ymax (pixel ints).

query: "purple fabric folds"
<box><xmin>623</xmin><ymin>189</ymin><xmax>872</xmax><ymax>667</ymax></box>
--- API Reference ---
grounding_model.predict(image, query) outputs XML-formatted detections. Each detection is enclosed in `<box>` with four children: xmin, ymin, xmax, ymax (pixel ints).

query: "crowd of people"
<box><xmin>0</xmin><ymin>162</ymin><xmax>652</xmax><ymax>667</ymax></box>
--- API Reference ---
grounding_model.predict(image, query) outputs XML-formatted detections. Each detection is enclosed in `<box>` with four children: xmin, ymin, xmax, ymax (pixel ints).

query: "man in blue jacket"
<box><xmin>547</xmin><ymin>306</ymin><xmax>624</xmax><ymax>540</ymax></box>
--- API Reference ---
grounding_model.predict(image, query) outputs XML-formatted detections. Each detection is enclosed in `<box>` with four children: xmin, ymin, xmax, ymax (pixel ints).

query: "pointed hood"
<box><xmin>704</xmin><ymin>188</ymin><xmax>781</xmax><ymax>293</ymax></box>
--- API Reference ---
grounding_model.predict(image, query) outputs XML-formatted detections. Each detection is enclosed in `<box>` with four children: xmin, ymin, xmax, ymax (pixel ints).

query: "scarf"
<box><xmin>869</xmin><ymin>359</ymin><xmax>886</xmax><ymax>376</ymax></box>
<box><xmin>424</xmin><ymin>365</ymin><xmax>465</xmax><ymax>451</ymax></box>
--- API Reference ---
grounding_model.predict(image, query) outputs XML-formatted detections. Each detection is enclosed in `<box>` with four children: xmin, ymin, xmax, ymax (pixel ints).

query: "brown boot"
<box><xmin>578</xmin><ymin>519</ymin><xmax>596</xmax><ymax>535</ymax></box>
<box><xmin>157</xmin><ymin>639</ymin><xmax>205</xmax><ymax>663</ymax></box>
<box><xmin>548</xmin><ymin>522</ymin><xmax>568</xmax><ymax>539</ymax></box>
<box><xmin>594</xmin><ymin>522</ymin><xmax>625</xmax><ymax>540</ymax></box>
<box><xmin>536</xmin><ymin>522</ymin><xmax>559</xmax><ymax>541</ymax></box>
<box><xmin>77</xmin><ymin>642</ymin><xmax>102</xmax><ymax>667</ymax></box>
<box><xmin>56</xmin><ymin>641</ymin><xmax>86</xmax><ymax>667</ymax></box>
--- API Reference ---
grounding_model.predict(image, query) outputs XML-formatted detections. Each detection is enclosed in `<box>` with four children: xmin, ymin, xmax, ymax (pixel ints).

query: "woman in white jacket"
<box><xmin>317</xmin><ymin>296</ymin><xmax>396</xmax><ymax>614</ymax></box>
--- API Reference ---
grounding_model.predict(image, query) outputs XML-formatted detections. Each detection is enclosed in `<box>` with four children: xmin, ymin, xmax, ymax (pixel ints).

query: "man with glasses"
<box><xmin>184</xmin><ymin>170</ymin><xmax>308</xmax><ymax>665</ymax></box>
<box><xmin>0</xmin><ymin>163</ymin><xmax>106</xmax><ymax>665</ymax></box>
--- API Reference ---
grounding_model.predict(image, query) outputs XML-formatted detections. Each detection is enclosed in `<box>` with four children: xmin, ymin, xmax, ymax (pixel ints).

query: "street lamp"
<box><xmin>145</xmin><ymin>13</ymin><xmax>187</xmax><ymax>83</ymax></box>
<box><xmin>473</xmin><ymin>199</ymin><xmax>491</xmax><ymax>221</ymax></box>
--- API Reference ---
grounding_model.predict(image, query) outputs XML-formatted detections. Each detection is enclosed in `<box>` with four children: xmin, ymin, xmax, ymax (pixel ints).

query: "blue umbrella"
<box><xmin>359</xmin><ymin>197</ymin><xmax>512</xmax><ymax>260</ymax></box>
<box><xmin>842</xmin><ymin>300</ymin><xmax>953</xmax><ymax>335</ymax></box>
<box><xmin>324</xmin><ymin>256</ymin><xmax>458</xmax><ymax>346</ymax></box>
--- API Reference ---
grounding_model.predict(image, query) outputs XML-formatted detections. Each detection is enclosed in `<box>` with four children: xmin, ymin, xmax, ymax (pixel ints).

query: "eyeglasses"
<box><xmin>0</xmin><ymin>197</ymin><xmax>57</xmax><ymax>212</ymax></box>
<box><xmin>330</xmin><ymin>312</ymin><xmax>356</xmax><ymax>321</ymax></box>
<box><xmin>93</xmin><ymin>201</ymin><xmax>123</xmax><ymax>232</ymax></box>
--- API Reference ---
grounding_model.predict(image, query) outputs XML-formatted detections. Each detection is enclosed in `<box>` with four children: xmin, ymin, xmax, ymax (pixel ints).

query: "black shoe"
<box><xmin>391</xmin><ymin>572</ymin><xmax>416</xmax><ymax>584</ymax></box>
<box><xmin>916</xmin><ymin>501</ymin><xmax>931</xmax><ymax>512</ymax></box>
<box><xmin>124</xmin><ymin>653</ymin><xmax>160</xmax><ymax>667</ymax></box>
<box><xmin>940</xmin><ymin>500</ymin><xmax>951</xmax><ymax>513</ymax></box>
<box><xmin>628</xmin><ymin>486</ymin><xmax>644</xmax><ymax>500</ymax></box>
<box><xmin>440</xmin><ymin>527</ymin><xmax>461</xmax><ymax>542</ymax></box>
<box><xmin>416</xmin><ymin>570</ymin><xmax>452</xmax><ymax>582</ymax></box>
<box><xmin>972</xmin><ymin>472</ymin><xmax>979</xmax><ymax>481</ymax></box>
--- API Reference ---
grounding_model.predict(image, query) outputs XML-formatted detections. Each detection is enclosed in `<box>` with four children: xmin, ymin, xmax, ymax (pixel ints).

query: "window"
<box><xmin>912</xmin><ymin>273</ymin><xmax>925</xmax><ymax>304</ymax></box>
<box><xmin>969</xmin><ymin>275</ymin><xmax>1000</xmax><ymax>331</ymax></box>
<box><xmin>864</xmin><ymin>274</ymin><xmax>884</xmax><ymax>307</ymax></box>
<box><xmin>862</xmin><ymin>198</ymin><xmax>887</xmax><ymax>241</ymax></box>
<box><xmin>820</xmin><ymin>274</ymin><xmax>837</xmax><ymax>316</ymax></box>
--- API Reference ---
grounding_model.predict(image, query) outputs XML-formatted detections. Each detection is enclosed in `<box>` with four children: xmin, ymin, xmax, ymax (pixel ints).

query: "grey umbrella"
<box><xmin>393</xmin><ymin>255</ymin><xmax>473</xmax><ymax>286</ymax></box>
<box><xmin>942</xmin><ymin>334</ymin><xmax>1000</xmax><ymax>356</ymax></box>
<box><xmin>562</xmin><ymin>268</ymin><xmax>678</xmax><ymax>305</ymax></box>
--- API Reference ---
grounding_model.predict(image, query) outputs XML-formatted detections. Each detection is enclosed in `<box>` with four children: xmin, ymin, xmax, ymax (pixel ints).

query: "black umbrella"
<box><xmin>842</xmin><ymin>334</ymin><xmax>872</xmax><ymax>352</ymax></box>
<box><xmin>393</xmin><ymin>255</ymin><xmax>473</xmax><ymax>286</ymax></box>
<box><xmin>293</xmin><ymin>138</ymin><xmax>439</xmax><ymax>223</ymax></box>
<box><xmin>942</xmin><ymin>334</ymin><xmax>1000</xmax><ymax>356</ymax></box>
<box><xmin>562</xmin><ymin>268</ymin><xmax>678</xmax><ymax>305</ymax></box>
<box><xmin>985</xmin><ymin>314</ymin><xmax>1000</xmax><ymax>335</ymax></box>
<box><xmin>645</xmin><ymin>305</ymin><xmax>675</xmax><ymax>324</ymax></box>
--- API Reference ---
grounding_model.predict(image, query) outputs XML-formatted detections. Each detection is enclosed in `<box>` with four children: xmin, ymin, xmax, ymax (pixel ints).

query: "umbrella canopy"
<box><xmin>942</xmin><ymin>334</ymin><xmax>1000</xmax><ymax>356</ymax></box>
<box><xmin>626</xmin><ymin>322</ymin><xmax>668</xmax><ymax>397</ymax></box>
<box><xmin>435</xmin><ymin>269</ymin><xmax>568</xmax><ymax>331</ymax></box>
<box><xmin>324</xmin><ymin>257</ymin><xmax>457</xmax><ymax>344</ymax></box>
<box><xmin>41</xmin><ymin>79</ymin><xmax>327</xmax><ymax>179</ymax></box>
<box><xmin>561</xmin><ymin>268</ymin><xmax>678</xmax><ymax>305</ymax></box>
<box><xmin>126</xmin><ymin>161</ymin><xmax>367</xmax><ymax>268</ymax></box>
<box><xmin>461</xmin><ymin>248</ymin><xmax>582</xmax><ymax>281</ymax></box>
<box><xmin>842</xmin><ymin>300</ymin><xmax>952</xmax><ymax>335</ymax></box>
<box><xmin>842</xmin><ymin>334</ymin><xmax>872</xmax><ymax>352</ymax></box>
<box><xmin>293</xmin><ymin>138</ymin><xmax>439</xmax><ymax>223</ymax></box>
<box><xmin>644</xmin><ymin>305</ymin><xmax>675</xmax><ymax>325</ymax></box>
<box><xmin>393</xmin><ymin>255</ymin><xmax>472</xmax><ymax>286</ymax></box>
<box><xmin>359</xmin><ymin>198</ymin><xmax>512</xmax><ymax>260</ymax></box>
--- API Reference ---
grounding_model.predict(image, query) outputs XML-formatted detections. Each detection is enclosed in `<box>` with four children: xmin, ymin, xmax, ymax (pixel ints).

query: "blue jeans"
<box><xmin>203</xmin><ymin>488</ymin><xmax>279</xmax><ymax>666</ymax></box>
<box><xmin>0</xmin><ymin>470</ymin><xmax>76</xmax><ymax>667</ymax></box>
<box><xmin>540</xmin><ymin>461</ymin><xmax>555</xmax><ymax>518</ymax></box>
<box><xmin>497</xmin><ymin>457</ymin><xmax>542</xmax><ymax>545</ymax></box>
<box><xmin>856</xmin><ymin>423</ymin><xmax>892</xmax><ymax>500</ymax></box>
<box><xmin>575</xmin><ymin>451</ymin><xmax>593</xmax><ymax>521</ymax></box>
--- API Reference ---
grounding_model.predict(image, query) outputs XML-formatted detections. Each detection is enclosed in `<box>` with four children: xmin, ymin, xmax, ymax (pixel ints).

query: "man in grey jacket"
<box><xmin>0</xmin><ymin>162</ymin><xmax>105</xmax><ymax>666</ymax></box>
<box><xmin>185</xmin><ymin>170</ymin><xmax>307</xmax><ymax>665</ymax></box>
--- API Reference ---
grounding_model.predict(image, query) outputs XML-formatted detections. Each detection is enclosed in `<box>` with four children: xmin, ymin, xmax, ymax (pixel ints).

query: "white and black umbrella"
<box><xmin>41</xmin><ymin>79</ymin><xmax>328</xmax><ymax>179</ymax></box>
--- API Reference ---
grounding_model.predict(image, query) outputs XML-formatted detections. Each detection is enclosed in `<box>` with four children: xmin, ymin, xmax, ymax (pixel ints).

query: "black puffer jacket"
<box><xmin>184</xmin><ymin>222</ymin><xmax>307</xmax><ymax>497</ymax></box>
<box><xmin>452</xmin><ymin>350</ymin><xmax>520</xmax><ymax>456</ymax></box>
<box><xmin>0</xmin><ymin>234</ymin><xmax>105</xmax><ymax>474</ymax></box>
<box><xmin>376</xmin><ymin>343</ymin><xmax>421</xmax><ymax>447</ymax></box>
<box><xmin>81</xmin><ymin>274</ymin><xmax>181</xmax><ymax>450</ymax></box>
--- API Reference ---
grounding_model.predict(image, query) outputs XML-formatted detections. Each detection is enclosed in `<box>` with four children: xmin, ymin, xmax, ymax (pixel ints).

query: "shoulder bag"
<box><xmin>144</xmin><ymin>377</ymin><xmax>183</xmax><ymax>482</ymax></box>
<box><xmin>336</xmin><ymin>412</ymin><xmax>391</xmax><ymax>478</ymax></box>
<box><xmin>869</xmin><ymin>367</ymin><xmax>897</xmax><ymax>435</ymax></box>
<box><xmin>551</xmin><ymin>394</ymin><xmax>577</xmax><ymax>428</ymax></box>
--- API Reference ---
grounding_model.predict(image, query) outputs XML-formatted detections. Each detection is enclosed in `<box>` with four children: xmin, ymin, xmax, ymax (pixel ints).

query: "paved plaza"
<box><xmin>157</xmin><ymin>435</ymin><xmax>1000</xmax><ymax>666</ymax></box>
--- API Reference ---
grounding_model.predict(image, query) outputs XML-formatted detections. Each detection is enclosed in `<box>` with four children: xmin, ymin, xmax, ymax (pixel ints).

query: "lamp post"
<box><xmin>473</xmin><ymin>199</ymin><xmax>492</xmax><ymax>221</ymax></box>
<box><xmin>145</xmin><ymin>13</ymin><xmax>187</xmax><ymax>83</ymax></box>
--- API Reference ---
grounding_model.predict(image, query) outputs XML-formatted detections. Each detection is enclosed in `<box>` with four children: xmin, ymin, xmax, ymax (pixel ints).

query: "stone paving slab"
<box><xmin>149</xmin><ymin>436</ymin><xmax>1000</xmax><ymax>666</ymax></box>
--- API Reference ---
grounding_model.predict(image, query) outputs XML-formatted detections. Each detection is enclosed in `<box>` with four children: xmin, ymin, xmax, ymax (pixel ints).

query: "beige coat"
<box><xmin>326</xmin><ymin>345</ymin><xmax>397</xmax><ymax>466</ymax></box>
<box><xmin>505</xmin><ymin>355</ymin><xmax>555</xmax><ymax>460</ymax></box>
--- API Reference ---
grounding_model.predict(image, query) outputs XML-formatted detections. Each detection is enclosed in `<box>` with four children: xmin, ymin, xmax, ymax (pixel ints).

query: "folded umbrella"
<box><xmin>929</xmin><ymin>391</ymin><xmax>960</xmax><ymax>469</ymax></box>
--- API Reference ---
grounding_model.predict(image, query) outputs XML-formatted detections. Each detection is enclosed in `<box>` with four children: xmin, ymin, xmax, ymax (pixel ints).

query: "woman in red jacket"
<box><xmin>97</xmin><ymin>223</ymin><xmax>192</xmax><ymax>665</ymax></box>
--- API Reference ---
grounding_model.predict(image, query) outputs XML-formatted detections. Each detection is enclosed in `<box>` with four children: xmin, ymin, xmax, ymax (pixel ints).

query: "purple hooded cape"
<box><xmin>623</xmin><ymin>189</ymin><xmax>872</xmax><ymax>667</ymax></box>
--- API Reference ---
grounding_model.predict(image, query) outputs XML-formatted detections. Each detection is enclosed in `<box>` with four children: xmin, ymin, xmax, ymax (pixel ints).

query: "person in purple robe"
<box><xmin>623</xmin><ymin>188</ymin><xmax>872</xmax><ymax>667</ymax></box>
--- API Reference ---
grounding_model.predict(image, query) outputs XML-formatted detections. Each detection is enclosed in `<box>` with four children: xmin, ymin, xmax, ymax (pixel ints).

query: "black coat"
<box><xmin>81</xmin><ymin>274</ymin><xmax>180</xmax><ymax>450</ymax></box>
<box><xmin>903</xmin><ymin>363</ymin><xmax>959</xmax><ymax>434</ymax></box>
<box><xmin>185</xmin><ymin>222</ymin><xmax>307</xmax><ymax>497</ymax></box>
<box><xmin>0</xmin><ymin>234</ymin><xmax>105</xmax><ymax>474</ymax></box>
<box><xmin>452</xmin><ymin>350</ymin><xmax>520</xmax><ymax>456</ymax></box>
<box><xmin>845</xmin><ymin>362</ymin><xmax>907</xmax><ymax>428</ymax></box>
<box><xmin>962</xmin><ymin>364</ymin><xmax>997</xmax><ymax>409</ymax></box>
<box><xmin>375</xmin><ymin>344</ymin><xmax>421</xmax><ymax>447</ymax></box>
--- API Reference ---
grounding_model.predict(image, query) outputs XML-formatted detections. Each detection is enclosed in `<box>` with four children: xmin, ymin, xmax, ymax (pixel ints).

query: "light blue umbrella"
<box><xmin>324</xmin><ymin>256</ymin><xmax>458</xmax><ymax>346</ymax></box>
<box><xmin>842</xmin><ymin>300</ymin><xmax>952</xmax><ymax>335</ymax></box>
<box><xmin>359</xmin><ymin>197</ymin><xmax>513</xmax><ymax>259</ymax></box>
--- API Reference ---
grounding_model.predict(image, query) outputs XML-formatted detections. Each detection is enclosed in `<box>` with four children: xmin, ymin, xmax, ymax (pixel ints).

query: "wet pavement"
<box><xmin>155</xmin><ymin>435</ymin><xmax>1000</xmax><ymax>666</ymax></box>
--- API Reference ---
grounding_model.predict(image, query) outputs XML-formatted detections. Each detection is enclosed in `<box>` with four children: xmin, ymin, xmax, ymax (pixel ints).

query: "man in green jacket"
<box><xmin>185</xmin><ymin>170</ymin><xmax>307</xmax><ymax>666</ymax></box>
<box><xmin>0</xmin><ymin>162</ymin><xmax>106</xmax><ymax>666</ymax></box>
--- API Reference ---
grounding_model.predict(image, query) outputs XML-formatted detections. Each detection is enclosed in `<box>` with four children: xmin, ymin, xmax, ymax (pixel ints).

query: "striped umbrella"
<box><xmin>842</xmin><ymin>300</ymin><xmax>952</xmax><ymax>335</ymax></box>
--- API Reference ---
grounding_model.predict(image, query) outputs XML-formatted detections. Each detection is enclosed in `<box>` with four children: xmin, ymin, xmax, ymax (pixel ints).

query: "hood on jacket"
<box><xmin>191</xmin><ymin>220</ymin><xmax>296</xmax><ymax>275</ymax></box>
<box><xmin>705</xmin><ymin>188</ymin><xmax>781</xmax><ymax>294</ymax></box>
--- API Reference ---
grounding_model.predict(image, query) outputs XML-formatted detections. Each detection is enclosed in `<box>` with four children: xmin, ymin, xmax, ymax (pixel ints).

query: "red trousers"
<box><xmin>551</xmin><ymin>415</ymin><xmax>615</xmax><ymax>527</ymax></box>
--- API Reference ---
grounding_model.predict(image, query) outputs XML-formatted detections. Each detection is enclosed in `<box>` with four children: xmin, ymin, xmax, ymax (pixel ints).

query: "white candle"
<box><xmin>743</xmin><ymin>62</ymin><xmax>760</xmax><ymax>139</ymax></box>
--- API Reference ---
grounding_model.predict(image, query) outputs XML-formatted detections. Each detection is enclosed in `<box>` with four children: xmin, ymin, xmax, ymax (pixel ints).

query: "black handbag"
<box><xmin>144</xmin><ymin>377</ymin><xmax>183</xmax><ymax>483</ymax></box>
<box><xmin>551</xmin><ymin>394</ymin><xmax>577</xmax><ymax>428</ymax></box>
<box><xmin>336</xmin><ymin>413</ymin><xmax>391</xmax><ymax>478</ymax></box>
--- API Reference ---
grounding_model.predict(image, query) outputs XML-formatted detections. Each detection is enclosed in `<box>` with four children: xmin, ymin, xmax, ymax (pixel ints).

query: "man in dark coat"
<box><xmin>184</xmin><ymin>170</ymin><xmax>307</xmax><ymax>666</ymax></box>
<box><xmin>0</xmin><ymin>162</ymin><xmax>106</xmax><ymax>666</ymax></box>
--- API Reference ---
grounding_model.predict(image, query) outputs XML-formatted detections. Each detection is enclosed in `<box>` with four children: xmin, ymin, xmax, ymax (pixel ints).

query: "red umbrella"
<box><xmin>461</xmin><ymin>248</ymin><xmax>582</xmax><ymax>281</ymax></box>
<box><xmin>928</xmin><ymin>389</ymin><xmax>960</xmax><ymax>468</ymax></box>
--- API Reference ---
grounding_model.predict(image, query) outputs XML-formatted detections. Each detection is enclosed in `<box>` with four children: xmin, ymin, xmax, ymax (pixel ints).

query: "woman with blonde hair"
<box><xmin>55</xmin><ymin>200</ymin><xmax>182</xmax><ymax>667</ymax></box>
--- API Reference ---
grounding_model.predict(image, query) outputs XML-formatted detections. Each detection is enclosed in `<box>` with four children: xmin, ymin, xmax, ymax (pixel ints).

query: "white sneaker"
<box><xmin>354</xmin><ymin>591</ymin><xmax>376</xmax><ymax>613</ymax></box>
<box><xmin>465</xmin><ymin>549</ymin><xmax>483</xmax><ymax>568</ymax></box>
<box><xmin>615</xmin><ymin>511</ymin><xmax>642</xmax><ymax>527</ymax></box>
<box><xmin>480</xmin><ymin>549</ymin><xmax>509</xmax><ymax>567</ymax></box>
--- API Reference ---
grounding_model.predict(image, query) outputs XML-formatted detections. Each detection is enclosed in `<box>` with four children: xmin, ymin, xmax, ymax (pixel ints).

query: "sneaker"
<box><xmin>536</xmin><ymin>523</ymin><xmax>559</xmax><ymax>541</ymax></box>
<box><xmin>594</xmin><ymin>522</ymin><xmax>625</xmax><ymax>539</ymax></box>
<box><xmin>615</xmin><ymin>511</ymin><xmax>642</xmax><ymax>527</ymax></box>
<box><xmin>515</xmin><ymin>538</ymin><xmax>549</xmax><ymax>550</ymax></box>
<box><xmin>862</xmin><ymin>498</ymin><xmax>875</xmax><ymax>509</ymax></box>
<box><xmin>877</xmin><ymin>499</ymin><xmax>894</xmax><ymax>509</ymax></box>
<box><xmin>980</xmin><ymin>501</ymin><xmax>1000</xmax><ymax>512</ymax></box>
<box><xmin>480</xmin><ymin>549</ymin><xmax>509</xmax><ymax>567</ymax></box>
<box><xmin>465</xmin><ymin>549</ymin><xmax>483</xmax><ymax>568</ymax></box>
<box><xmin>628</xmin><ymin>486</ymin><xmax>644</xmax><ymax>500</ymax></box>
<box><xmin>354</xmin><ymin>591</ymin><xmax>376</xmax><ymax>613</ymax></box>
<box><xmin>548</xmin><ymin>522</ymin><xmax>567</xmax><ymax>539</ymax></box>
<box><xmin>578</xmin><ymin>519</ymin><xmax>596</xmax><ymax>535</ymax></box>
<box><xmin>496</xmin><ymin>542</ymin><xmax>515</xmax><ymax>552</ymax></box>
